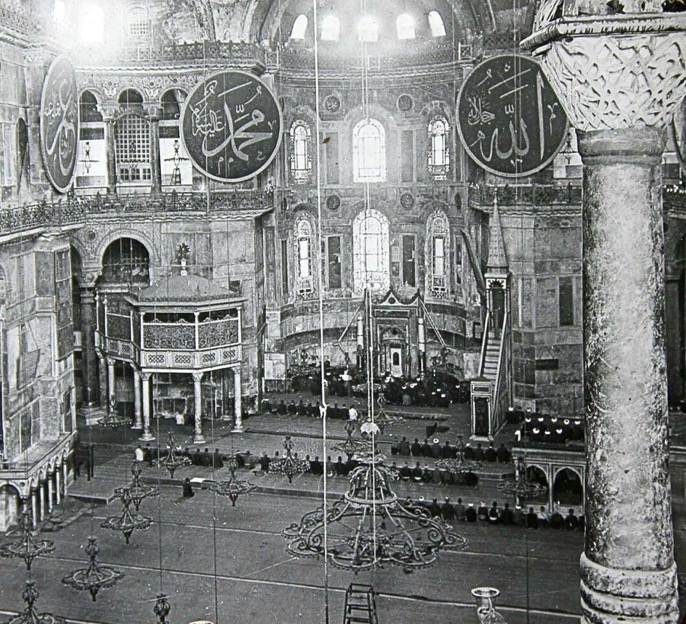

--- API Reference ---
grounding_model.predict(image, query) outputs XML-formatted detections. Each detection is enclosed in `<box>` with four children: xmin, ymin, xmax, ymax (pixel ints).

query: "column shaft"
<box><xmin>105</xmin><ymin>118</ymin><xmax>117</xmax><ymax>194</ymax></box>
<box><xmin>579</xmin><ymin>128</ymin><xmax>678</xmax><ymax>623</ymax></box>
<box><xmin>132</xmin><ymin>366</ymin><xmax>143</xmax><ymax>429</ymax></box>
<box><xmin>55</xmin><ymin>468</ymin><xmax>61</xmax><ymax>504</ymax></box>
<box><xmin>80</xmin><ymin>288</ymin><xmax>98</xmax><ymax>405</ymax></box>
<box><xmin>140</xmin><ymin>373</ymin><xmax>154</xmax><ymax>441</ymax></box>
<box><xmin>193</xmin><ymin>373</ymin><xmax>205</xmax><ymax>444</ymax></box>
<box><xmin>232</xmin><ymin>368</ymin><xmax>243</xmax><ymax>433</ymax></box>
<box><xmin>47</xmin><ymin>475</ymin><xmax>54</xmax><ymax>514</ymax></box>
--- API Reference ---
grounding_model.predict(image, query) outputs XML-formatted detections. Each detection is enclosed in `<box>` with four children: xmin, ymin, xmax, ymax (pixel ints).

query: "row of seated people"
<box><xmin>415</xmin><ymin>497</ymin><xmax>583</xmax><ymax>530</ymax></box>
<box><xmin>515</xmin><ymin>413</ymin><xmax>585</xmax><ymax>444</ymax></box>
<box><xmin>390</xmin><ymin>437</ymin><xmax>512</xmax><ymax>463</ymax></box>
<box><xmin>244</xmin><ymin>451</ymin><xmax>481</xmax><ymax>486</ymax></box>
<box><xmin>262</xmin><ymin>398</ymin><xmax>362</xmax><ymax>420</ymax></box>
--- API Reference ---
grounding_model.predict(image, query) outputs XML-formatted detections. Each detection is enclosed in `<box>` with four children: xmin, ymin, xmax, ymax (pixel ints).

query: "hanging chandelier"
<box><xmin>269</xmin><ymin>435</ymin><xmax>310</xmax><ymax>483</ymax></box>
<box><xmin>4</xmin><ymin>580</ymin><xmax>62</xmax><ymax>624</ymax></box>
<box><xmin>497</xmin><ymin>456</ymin><xmax>547</xmax><ymax>502</ymax></box>
<box><xmin>331</xmin><ymin>420</ymin><xmax>372</xmax><ymax>460</ymax></box>
<box><xmin>0</xmin><ymin>509</ymin><xmax>54</xmax><ymax>571</ymax></box>
<box><xmin>283</xmin><ymin>454</ymin><xmax>466</xmax><ymax>572</ymax></box>
<box><xmin>98</xmin><ymin>398</ymin><xmax>130</xmax><ymax>428</ymax></box>
<box><xmin>374</xmin><ymin>395</ymin><xmax>403</xmax><ymax>430</ymax></box>
<box><xmin>62</xmin><ymin>536</ymin><xmax>124</xmax><ymax>602</ymax></box>
<box><xmin>434</xmin><ymin>436</ymin><xmax>482</xmax><ymax>475</ymax></box>
<box><xmin>100</xmin><ymin>487</ymin><xmax>152</xmax><ymax>544</ymax></box>
<box><xmin>206</xmin><ymin>455</ymin><xmax>257</xmax><ymax>506</ymax></box>
<box><xmin>154</xmin><ymin>431</ymin><xmax>192</xmax><ymax>478</ymax></box>
<box><xmin>153</xmin><ymin>594</ymin><xmax>171</xmax><ymax>624</ymax></box>
<box><xmin>115</xmin><ymin>460</ymin><xmax>159</xmax><ymax>511</ymax></box>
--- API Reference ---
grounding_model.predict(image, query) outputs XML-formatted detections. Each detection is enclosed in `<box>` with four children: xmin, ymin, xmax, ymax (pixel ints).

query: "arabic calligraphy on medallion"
<box><xmin>457</xmin><ymin>54</ymin><xmax>568</xmax><ymax>177</ymax></box>
<box><xmin>40</xmin><ymin>55</ymin><xmax>79</xmax><ymax>193</ymax></box>
<box><xmin>181</xmin><ymin>70</ymin><xmax>282</xmax><ymax>183</ymax></box>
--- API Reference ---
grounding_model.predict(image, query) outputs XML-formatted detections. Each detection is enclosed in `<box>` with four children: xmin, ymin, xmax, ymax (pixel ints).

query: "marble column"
<box><xmin>106</xmin><ymin>357</ymin><xmax>116</xmax><ymax>410</ymax></box>
<box><xmin>46</xmin><ymin>474</ymin><xmax>54</xmax><ymax>514</ymax></box>
<box><xmin>30</xmin><ymin>488</ymin><xmax>38</xmax><ymax>527</ymax></box>
<box><xmin>140</xmin><ymin>372</ymin><xmax>154</xmax><ymax>441</ymax></box>
<box><xmin>232</xmin><ymin>367</ymin><xmax>243</xmax><ymax>433</ymax></box>
<box><xmin>61</xmin><ymin>462</ymin><xmax>68</xmax><ymax>495</ymax></box>
<box><xmin>55</xmin><ymin>467</ymin><xmax>61</xmax><ymax>505</ymax></box>
<box><xmin>522</xmin><ymin>10</ymin><xmax>686</xmax><ymax>624</ymax></box>
<box><xmin>148</xmin><ymin>107</ymin><xmax>162</xmax><ymax>193</ymax></box>
<box><xmin>192</xmin><ymin>372</ymin><xmax>205</xmax><ymax>444</ymax></box>
<box><xmin>131</xmin><ymin>365</ymin><xmax>143</xmax><ymax>429</ymax></box>
<box><xmin>80</xmin><ymin>288</ymin><xmax>99</xmax><ymax>405</ymax></box>
<box><xmin>578</xmin><ymin>127</ymin><xmax>678</xmax><ymax>623</ymax></box>
<box><xmin>104</xmin><ymin>115</ymin><xmax>117</xmax><ymax>194</ymax></box>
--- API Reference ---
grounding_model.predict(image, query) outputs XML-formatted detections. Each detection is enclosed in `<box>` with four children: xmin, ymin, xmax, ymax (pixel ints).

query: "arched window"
<box><xmin>358</xmin><ymin>15</ymin><xmax>379</xmax><ymax>42</ymax></box>
<box><xmin>426</xmin><ymin>211</ymin><xmax>450</xmax><ymax>298</ymax></box>
<box><xmin>396</xmin><ymin>13</ymin><xmax>415</xmax><ymax>40</ymax></box>
<box><xmin>428</xmin><ymin>117</ymin><xmax>450</xmax><ymax>180</ymax></box>
<box><xmin>290</xmin><ymin>120</ymin><xmax>312</xmax><ymax>184</ymax></box>
<box><xmin>78</xmin><ymin>3</ymin><xmax>104</xmax><ymax>44</ymax></box>
<box><xmin>428</xmin><ymin>11</ymin><xmax>446</xmax><ymax>37</ymax></box>
<box><xmin>101</xmin><ymin>238</ymin><xmax>150</xmax><ymax>285</ymax></box>
<box><xmin>353</xmin><ymin>209</ymin><xmax>390</xmax><ymax>292</ymax></box>
<box><xmin>128</xmin><ymin>6</ymin><xmax>149</xmax><ymax>38</ymax></box>
<box><xmin>321</xmin><ymin>14</ymin><xmax>340</xmax><ymax>41</ymax></box>
<box><xmin>353</xmin><ymin>118</ymin><xmax>386</xmax><ymax>183</ymax></box>
<box><xmin>294</xmin><ymin>215</ymin><xmax>316</xmax><ymax>298</ymax></box>
<box><xmin>290</xmin><ymin>14</ymin><xmax>308</xmax><ymax>40</ymax></box>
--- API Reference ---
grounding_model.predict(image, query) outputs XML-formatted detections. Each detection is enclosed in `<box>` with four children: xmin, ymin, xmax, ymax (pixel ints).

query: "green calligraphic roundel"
<box><xmin>181</xmin><ymin>70</ymin><xmax>283</xmax><ymax>183</ymax></box>
<box><xmin>457</xmin><ymin>54</ymin><xmax>568</xmax><ymax>178</ymax></box>
<box><xmin>40</xmin><ymin>55</ymin><xmax>79</xmax><ymax>193</ymax></box>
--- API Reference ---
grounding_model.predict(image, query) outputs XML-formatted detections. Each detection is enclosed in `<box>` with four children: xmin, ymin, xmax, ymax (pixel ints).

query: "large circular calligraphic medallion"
<box><xmin>180</xmin><ymin>70</ymin><xmax>282</xmax><ymax>183</ymax></box>
<box><xmin>40</xmin><ymin>55</ymin><xmax>79</xmax><ymax>193</ymax></box>
<box><xmin>457</xmin><ymin>54</ymin><xmax>568</xmax><ymax>177</ymax></box>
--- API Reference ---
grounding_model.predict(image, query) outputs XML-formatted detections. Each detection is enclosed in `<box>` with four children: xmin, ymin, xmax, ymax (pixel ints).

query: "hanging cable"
<box><xmin>310</xmin><ymin>1</ymin><xmax>330</xmax><ymax>622</ymax></box>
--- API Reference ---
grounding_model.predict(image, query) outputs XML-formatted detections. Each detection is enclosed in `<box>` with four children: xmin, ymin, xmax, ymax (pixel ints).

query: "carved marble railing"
<box><xmin>142</xmin><ymin>317</ymin><xmax>239</xmax><ymax>351</ymax></box>
<box><xmin>0</xmin><ymin>190</ymin><xmax>274</xmax><ymax>237</ymax></box>
<box><xmin>141</xmin><ymin>344</ymin><xmax>241</xmax><ymax>369</ymax></box>
<box><xmin>74</xmin><ymin>41</ymin><xmax>269</xmax><ymax>68</ymax></box>
<box><xmin>468</xmin><ymin>183</ymin><xmax>583</xmax><ymax>208</ymax></box>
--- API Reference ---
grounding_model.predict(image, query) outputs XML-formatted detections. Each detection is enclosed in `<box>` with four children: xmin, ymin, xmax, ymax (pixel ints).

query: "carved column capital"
<box><xmin>522</xmin><ymin>12</ymin><xmax>686</xmax><ymax>131</ymax></box>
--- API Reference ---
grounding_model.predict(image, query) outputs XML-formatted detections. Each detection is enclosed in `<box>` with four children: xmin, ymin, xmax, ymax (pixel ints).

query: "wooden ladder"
<box><xmin>343</xmin><ymin>583</ymin><xmax>378</xmax><ymax>624</ymax></box>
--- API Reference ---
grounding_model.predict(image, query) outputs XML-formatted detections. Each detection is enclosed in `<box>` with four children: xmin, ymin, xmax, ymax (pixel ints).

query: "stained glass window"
<box><xmin>428</xmin><ymin>117</ymin><xmax>450</xmax><ymax>180</ymax></box>
<box><xmin>427</xmin><ymin>211</ymin><xmax>450</xmax><ymax>298</ymax></box>
<box><xmin>290</xmin><ymin>121</ymin><xmax>312</xmax><ymax>184</ymax></box>
<box><xmin>353</xmin><ymin>118</ymin><xmax>386</xmax><ymax>183</ymax></box>
<box><xmin>353</xmin><ymin>209</ymin><xmax>389</xmax><ymax>292</ymax></box>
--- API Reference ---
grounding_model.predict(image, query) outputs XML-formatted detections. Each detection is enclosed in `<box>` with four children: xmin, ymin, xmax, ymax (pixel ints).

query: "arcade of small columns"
<box><xmin>100</xmin><ymin>361</ymin><xmax>244</xmax><ymax>444</ymax></box>
<box><xmin>1</xmin><ymin>459</ymin><xmax>70</xmax><ymax>532</ymax></box>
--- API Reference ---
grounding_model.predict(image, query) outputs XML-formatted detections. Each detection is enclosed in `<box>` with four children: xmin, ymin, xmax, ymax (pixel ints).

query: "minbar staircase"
<box><xmin>482</xmin><ymin>331</ymin><xmax>501</xmax><ymax>382</ymax></box>
<box><xmin>343</xmin><ymin>583</ymin><xmax>378</xmax><ymax>624</ymax></box>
